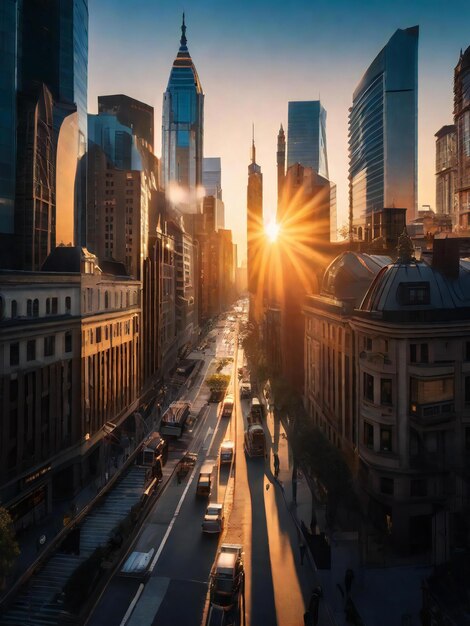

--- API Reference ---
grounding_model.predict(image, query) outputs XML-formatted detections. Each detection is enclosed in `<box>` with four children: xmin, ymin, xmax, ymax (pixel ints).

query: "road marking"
<box><xmin>119</xmin><ymin>583</ymin><xmax>144</xmax><ymax>626</ymax></box>
<box><xmin>148</xmin><ymin>461</ymin><xmax>199</xmax><ymax>573</ymax></box>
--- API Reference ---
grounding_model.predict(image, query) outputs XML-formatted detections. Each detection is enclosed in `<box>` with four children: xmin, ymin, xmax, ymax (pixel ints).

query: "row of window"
<box><xmin>9</xmin><ymin>333</ymin><xmax>73</xmax><ymax>365</ymax></box>
<box><xmin>85</xmin><ymin>319</ymin><xmax>135</xmax><ymax>345</ymax></box>
<box><xmin>361</xmin><ymin>338</ymin><xmax>470</xmax><ymax>364</ymax></box>
<box><xmin>363</xmin><ymin>373</ymin><xmax>392</xmax><ymax>405</ymax></box>
<box><xmin>7</xmin><ymin>296</ymin><xmax>72</xmax><ymax>320</ymax></box>
<box><xmin>378</xmin><ymin>477</ymin><xmax>428</xmax><ymax>498</ymax></box>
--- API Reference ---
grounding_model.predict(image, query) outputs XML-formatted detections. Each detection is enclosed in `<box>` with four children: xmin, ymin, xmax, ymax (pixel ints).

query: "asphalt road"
<box><xmin>87</xmin><ymin>303</ymin><xmax>314</xmax><ymax>626</ymax></box>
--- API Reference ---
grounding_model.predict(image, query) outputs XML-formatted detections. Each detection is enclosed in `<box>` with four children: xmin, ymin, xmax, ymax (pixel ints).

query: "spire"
<box><xmin>180</xmin><ymin>12</ymin><xmax>187</xmax><ymax>48</ymax></box>
<box><xmin>251</xmin><ymin>123</ymin><xmax>256</xmax><ymax>164</ymax></box>
<box><xmin>397</xmin><ymin>227</ymin><xmax>414</xmax><ymax>263</ymax></box>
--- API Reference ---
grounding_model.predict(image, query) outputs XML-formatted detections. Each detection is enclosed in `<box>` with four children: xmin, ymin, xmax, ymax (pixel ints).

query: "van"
<box><xmin>209</xmin><ymin>544</ymin><xmax>244</xmax><ymax>610</ymax></box>
<box><xmin>220</xmin><ymin>441</ymin><xmax>235</xmax><ymax>465</ymax></box>
<box><xmin>196</xmin><ymin>463</ymin><xmax>214</xmax><ymax>497</ymax></box>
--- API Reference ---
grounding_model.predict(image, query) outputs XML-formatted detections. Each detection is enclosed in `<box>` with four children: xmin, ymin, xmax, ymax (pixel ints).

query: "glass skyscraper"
<box><xmin>287</xmin><ymin>101</ymin><xmax>329</xmax><ymax>179</ymax></box>
<box><xmin>349</xmin><ymin>26</ymin><xmax>418</xmax><ymax>240</ymax></box>
<box><xmin>162</xmin><ymin>15</ymin><xmax>204</xmax><ymax>213</ymax></box>
<box><xmin>203</xmin><ymin>157</ymin><xmax>222</xmax><ymax>199</ymax></box>
<box><xmin>0</xmin><ymin>1</ymin><xmax>18</xmax><ymax>235</ymax></box>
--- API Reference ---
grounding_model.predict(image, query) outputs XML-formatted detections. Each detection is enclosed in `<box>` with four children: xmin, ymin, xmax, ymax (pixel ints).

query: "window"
<box><xmin>33</xmin><ymin>299</ymin><xmax>39</xmax><ymax>317</ymax></box>
<box><xmin>380</xmin><ymin>477</ymin><xmax>394</xmax><ymax>495</ymax></box>
<box><xmin>65</xmin><ymin>296</ymin><xmax>71</xmax><ymax>313</ymax></box>
<box><xmin>10</xmin><ymin>379</ymin><xmax>18</xmax><ymax>402</ymax></box>
<box><xmin>11</xmin><ymin>300</ymin><xmax>18</xmax><ymax>318</ymax></box>
<box><xmin>364</xmin><ymin>421</ymin><xmax>374</xmax><ymax>448</ymax></box>
<box><xmin>96</xmin><ymin>327</ymin><xmax>102</xmax><ymax>343</ymax></box>
<box><xmin>410</xmin><ymin>479</ymin><xmax>427</xmax><ymax>497</ymax></box>
<box><xmin>10</xmin><ymin>342</ymin><xmax>19</xmax><ymax>366</ymax></box>
<box><xmin>27</xmin><ymin>299</ymin><xmax>32</xmax><ymax>316</ymax></box>
<box><xmin>65</xmin><ymin>332</ymin><xmax>72</xmax><ymax>353</ymax></box>
<box><xmin>380</xmin><ymin>379</ymin><xmax>393</xmax><ymax>405</ymax></box>
<box><xmin>465</xmin><ymin>376</ymin><xmax>470</xmax><ymax>403</ymax></box>
<box><xmin>466</xmin><ymin>427</ymin><xmax>470</xmax><ymax>452</ymax></box>
<box><xmin>365</xmin><ymin>337</ymin><xmax>372</xmax><ymax>351</ymax></box>
<box><xmin>380</xmin><ymin>427</ymin><xmax>392</xmax><ymax>452</ymax></box>
<box><xmin>410</xmin><ymin>343</ymin><xmax>429</xmax><ymax>363</ymax></box>
<box><xmin>27</xmin><ymin>340</ymin><xmax>36</xmax><ymax>361</ymax></box>
<box><xmin>44</xmin><ymin>336</ymin><xmax>55</xmax><ymax>357</ymax></box>
<box><xmin>363</xmin><ymin>372</ymin><xmax>374</xmax><ymax>402</ymax></box>
<box><xmin>398</xmin><ymin>282</ymin><xmax>430</xmax><ymax>306</ymax></box>
<box><xmin>104</xmin><ymin>291</ymin><xmax>109</xmax><ymax>308</ymax></box>
<box><xmin>410</xmin><ymin>377</ymin><xmax>454</xmax><ymax>407</ymax></box>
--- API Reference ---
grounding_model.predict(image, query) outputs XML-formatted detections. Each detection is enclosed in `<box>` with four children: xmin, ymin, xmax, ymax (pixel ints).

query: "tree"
<box><xmin>206</xmin><ymin>374</ymin><xmax>231</xmax><ymax>392</ymax></box>
<box><xmin>0</xmin><ymin>507</ymin><xmax>20</xmax><ymax>584</ymax></box>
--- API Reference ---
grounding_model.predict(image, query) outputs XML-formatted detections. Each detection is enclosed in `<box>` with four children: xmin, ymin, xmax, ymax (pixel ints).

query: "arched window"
<box><xmin>11</xmin><ymin>300</ymin><xmax>18</xmax><ymax>318</ymax></box>
<box><xmin>126</xmin><ymin>290</ymin><xmax>130</xmax><ymax>307</ymax></box>
<box><xmin>358</xmin><ymin>226</ymin><xmax>363</xmax><ymax>241</ymax></box>
<box><xmin>104</xmin><ymin>291</ymin><xmax>109</xmax><ymax>309</ymax></box>
<box><xmin>65</xmin><ymin>296</ymin><xmax>71</xmax><ymax>313</ymax></box>
<box><xmin>27</xmin><ymin>299</ymin><xmax>32</xmax><ymax>316</ymax></box>
<box><xmin>33</xmin><ymin>299</ymin><xmax>39</xmax><ymax>317</ymax></box>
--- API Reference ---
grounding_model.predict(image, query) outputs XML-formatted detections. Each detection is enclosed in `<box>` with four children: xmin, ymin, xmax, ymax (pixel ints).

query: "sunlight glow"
<box><xmin>266</xmin><ymin>220</ymin><xmax>280</xmax><ymax>243</ymax></box>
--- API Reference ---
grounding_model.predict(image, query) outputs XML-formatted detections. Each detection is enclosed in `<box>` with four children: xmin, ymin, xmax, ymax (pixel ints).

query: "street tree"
<box><xmin>0</xmin><ymin>507</ymin><xmax>20</xmax><ymax>586</ymax></box>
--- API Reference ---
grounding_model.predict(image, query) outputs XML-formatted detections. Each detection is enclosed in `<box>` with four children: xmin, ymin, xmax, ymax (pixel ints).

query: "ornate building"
<box><xmin>454</xmin><ymin>46</ymin><xmax>470</xmax><ymax>230</ymax></box>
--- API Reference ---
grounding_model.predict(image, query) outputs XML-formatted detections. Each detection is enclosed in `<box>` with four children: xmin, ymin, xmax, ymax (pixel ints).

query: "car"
<box><xmin>210</xmin><ymin>544</ymin><xmax>244</xmax><ymax>610</ymax></box>
<box><xmin>220</xmin><ymin>441</ymin><xmax>235</xmax><ymax>465</ymax></box>
<box><xmin>202</xmin><ymin>503</ymin><xmax>225</xmax><ymax>534</ymax></box>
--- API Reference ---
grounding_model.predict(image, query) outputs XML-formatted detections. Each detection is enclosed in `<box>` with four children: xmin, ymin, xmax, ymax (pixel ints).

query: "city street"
<box><xmin>87</xmin><ymin>309</ymin><xmax>317</xmax><ymax>626</ymax></box>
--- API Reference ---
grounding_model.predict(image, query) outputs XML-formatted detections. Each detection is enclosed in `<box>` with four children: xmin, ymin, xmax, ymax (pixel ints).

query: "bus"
<box><xmin>222</xmin><ymin>394</ymin><xmax>234</xmax><ymax>418</ymax></box>
<box><xmin>159</xmin><ymin>401</ymin><xmax>191</xmax><ymax>438</ymax></box>
<box><xmin>250</xmin><ymin>398</ymin><xmax>263</xmax><ymax>422</ymax></box>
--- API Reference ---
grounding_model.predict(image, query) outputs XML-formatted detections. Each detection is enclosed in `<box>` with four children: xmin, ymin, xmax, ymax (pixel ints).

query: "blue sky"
<box><xmin>88</xmin><ymin>0</ymin><xmax>470</xmax><ymax>260</ymax></box>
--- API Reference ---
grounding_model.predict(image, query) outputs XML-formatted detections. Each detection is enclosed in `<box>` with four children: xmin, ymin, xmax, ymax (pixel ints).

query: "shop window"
<box><xmin>363</xmin><ymin>372</ymin><xmax>374</xmax><ymax>402</ymax></box>
<box><xmin>380</xmin><ymin>427</ymin><xmax>392</xmax><ymax>452</ymax></box>
<box><xmin>380</xmin><ymin>379</ymin><xmax>393</xmax><ymax>405</ymax></box>
<box><xmin>364</xmin><ymin>421</ymin><xmax>374</xmax><ymax>448</ymax></box>
<box><xmin>380</xmin><ymin>477</ymin><xmax>394</xmax><ymax>495</ymax></box>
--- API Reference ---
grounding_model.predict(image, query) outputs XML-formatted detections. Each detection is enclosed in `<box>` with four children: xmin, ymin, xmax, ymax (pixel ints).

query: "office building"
<box><xmin>0</xmin><ymin>0</ymin><xmax>18</xmax><ymax>237</ymax></box>
<box><xmin>287</xmin><ymin>101</ymin><xmax>329</xmax><ymax>179</ymax></box>
<box><xmin>98</xmin><ymin>94</ymin><xmax>154</xmax><ymax>150</ymax></box>
<box><xmin>454</xmin><ymin>46</ymin><xmax>470</xmax><ymax>229</ymax></box>
<box><xmin>277</xmin><ymin>124</ymin><xmax>286</xmax><ymax>213</ymax></box>
<box><xmin>203</xmin><ymin>157</ymin><xmax>222</xmax><ymax>200</ymax></box>
<box><xmin>349</xmin><ymin>27</ymin><xmax>418</xmax><ymax>239</ymax></box>
<box><xmin>247</xmin><ymin>137</ymin><xmax>263</xmax><ymax>324</ymax></box>
<box><xmin>162</xmin><ymin>15</ymin><xmax>204</xmax><ymax>213</ymax></box>
<box><xmin>435</xmin><ymin>125</ymin><xmax>457</xmax><ymax>223</ymax></box>
<box><xmin>0</xmin><ymin>247</ymin><xmax>141</xmax><ymax>530</ymax></box>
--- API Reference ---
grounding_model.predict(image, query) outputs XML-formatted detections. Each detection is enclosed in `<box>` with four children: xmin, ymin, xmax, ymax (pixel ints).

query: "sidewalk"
<box><xmin>264</xmin><ymin>400</ymin><xmax>430</xmax><ymax>626</ymax></box>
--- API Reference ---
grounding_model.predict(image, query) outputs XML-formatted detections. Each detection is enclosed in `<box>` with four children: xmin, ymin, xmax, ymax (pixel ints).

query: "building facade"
<box><xmin>305</xmin><ymin>237</ymin><xmax>470</xmax><ymax>554</ymax></box>
<box><xmin>435</xmin><ymin>125</ymin><xmax>457</xmax><ymax>223</ymax></box>
<box><xmin>349</xmin><ymin>26</ymin><xmax>418</xmax><ymax>239</ymax></box>
<box><xmin>161</xmin><ymin>15</ymin><xmax>204</xmax><ymax>214</ymax></box>
<box><xmin>0</xmin><ymin>247</ymin><xmax>141</xmax><ymax>531</ymax></box>
<box><xmin>203</xmin><ymin>157</ymin><xmax>222</xmax><ymax>200</ymax></box>
<box><xmin>247</xmin><ymin>139</ymin><xmax>263</xmax><ymax>324</ymax></box>
<box><xmin>98</xmin><ymin>94</ymin><xmax>154</xmax><ymax>150</ymax></box>
<box><xmin>287</xmin><ymin>101</ymin><xmax>329</xmax><ymax>180</ymax></box>
<box><xmin>454</xmin><ymin>46</ymin><xmax>470</xmax><ymax>230</ymax></box>
<box><xmin>277</xmin><ymin>124</ymin><xmax>286</xmax><ymax>213</ymax></box>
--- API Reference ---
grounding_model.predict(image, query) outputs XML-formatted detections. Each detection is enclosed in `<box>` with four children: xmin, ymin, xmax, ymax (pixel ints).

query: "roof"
<box><xmin>41</xmin><ymin>246</ymin><xmax>95</xmax><ymax>273</ymax></box>
<box><xmin>358</xmin><ymin>258</ymin><xmax>470</xmax><ymax>321</ymax></box>
<box><xmin>321</xmin><ymin>252</ymin><xmax>391</xmax><ymax>304</ymax></box>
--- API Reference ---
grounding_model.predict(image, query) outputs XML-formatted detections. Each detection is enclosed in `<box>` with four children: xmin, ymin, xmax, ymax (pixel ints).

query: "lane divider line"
<box><xmin>119</xmin><ymin>583</ymin><xmax>144</xmax><ymax>626</ymax></box>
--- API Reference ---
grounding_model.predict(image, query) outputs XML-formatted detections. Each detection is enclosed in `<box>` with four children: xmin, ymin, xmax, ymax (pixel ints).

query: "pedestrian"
<box><xmin>308</xmin><ymin>587</ymin><xmax>322</xmax><ymax>626</ymax></box>
<box><xmin>299</xmin><ymin>540</ymin><xmax>306</xmax><ymax>565</ymax></box>
<box><xmin>345</xmin><ymin>568</ymin><xmax>354</xmax><ymax>596</ymax></box>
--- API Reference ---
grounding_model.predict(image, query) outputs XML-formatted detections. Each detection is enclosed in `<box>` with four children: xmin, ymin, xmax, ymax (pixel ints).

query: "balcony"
<box><xmin>409</xmin><ymin>400</ymin><xmax>454</xmax><ymax>426</ymax></box>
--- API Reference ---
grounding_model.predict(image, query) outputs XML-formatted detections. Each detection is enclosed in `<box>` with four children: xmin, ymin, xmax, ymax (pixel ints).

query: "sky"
<box><xmin>88</xmin><ymin>0</ymin><xmax>470</xmax><ymax>263</ymax></box>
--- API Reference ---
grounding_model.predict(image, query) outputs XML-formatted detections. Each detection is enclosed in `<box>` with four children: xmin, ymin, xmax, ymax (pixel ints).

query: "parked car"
<box><xmin>202</xmin><ymin>503</ymin><xmax>225</xmax><ymax>534</ymax></box>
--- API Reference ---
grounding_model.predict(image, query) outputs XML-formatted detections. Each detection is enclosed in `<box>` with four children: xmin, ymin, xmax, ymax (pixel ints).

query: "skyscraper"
<box><xmin>98</xmin><ymin>94</ymin><xmax>154</xmax><ymax>150</ymax></box>
<box><xmin>0</xmin><ymin>1</ymin><xmax>18</xmax><ymax>237</ymax></box>
<box><xmin>349</xmin><ymin>26</ymin><xmax>418</xmax><ymax>240</ymax></box>
<box><xmin>435</xmin><ymin>125</ymin><xmax>457</xmax><ymax>222</ymax></box>
<box><xmin>454</xmin><ymin>46</ymin><xmax>470</xmax><ymax>230</ymax></box>
<box><xmin>203</xmin><ymin>157</ymin><xmax>222</xmax><ymax>199</ymax></box>
<box><xmin>162</xmin><ymin>14</ymin><xmax>204</xmax><ymax>213</ymax></box>
<box><xmin>287</xmin><ymin>101</ymin><xmax>329</xmax><ymax>179</ymax></box>
<box><xmin>247</xmin><ymin>136</ymin><xmax>263</xmax><ymax>324</ymax></box>
<box><xmin>276</xmin><ymin>124</ymin><xmax>286</xmax><ymax>213</ymax></box>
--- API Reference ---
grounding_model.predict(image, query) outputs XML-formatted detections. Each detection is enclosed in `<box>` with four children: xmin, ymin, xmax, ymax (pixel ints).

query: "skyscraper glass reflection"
<box><xmin>162</xmin><ymin>14</ymin><xmax>204</xmax><ymax>213</ymax></box>
<box><xmin>287</xmin><ymin>101</ymin><xmax>329</xmax><ymax>179</ymax></box>
<box><xmin>0</xmin><ymin>0</ymin><xmax>18</xmax><ymax>234</ymax></box>
<box><xmin>349</xmin><ymin>26</ymin><xmax>418</xmax><ymax>240</ymax></box>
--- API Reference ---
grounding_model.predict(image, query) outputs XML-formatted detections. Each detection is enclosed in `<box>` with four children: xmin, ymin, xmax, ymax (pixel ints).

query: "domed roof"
<box><xmin>321</xmin><ymin>252</ymin><xmax>391</xmax><ymax>304</ymax></box>
<box><xmin>359</xmin><ymin>258</ymin><xmax>470</xmax><ymax>321</ymax></box>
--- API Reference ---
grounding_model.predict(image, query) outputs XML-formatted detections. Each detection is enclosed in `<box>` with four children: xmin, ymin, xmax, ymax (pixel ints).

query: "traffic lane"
<box><xmin>245</xmin><ymin>456</ymin><xmax>278</xmax><ymax>626</ymax></box>
<box><xmin>151</xmin><ymin>579</ymin><xmax>207</xmax><ymax>626</ymax></box>
<box><xmin>87</xmin><ymin>576</ymin><xmax>141</xmax><ymax>626</ymax></box>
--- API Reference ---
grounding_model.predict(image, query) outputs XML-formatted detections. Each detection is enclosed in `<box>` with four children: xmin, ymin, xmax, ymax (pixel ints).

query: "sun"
<box><xmin>266</xmin><ymin>220</ymin><xmax>280</xmax><ymax>243</ymax></box>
